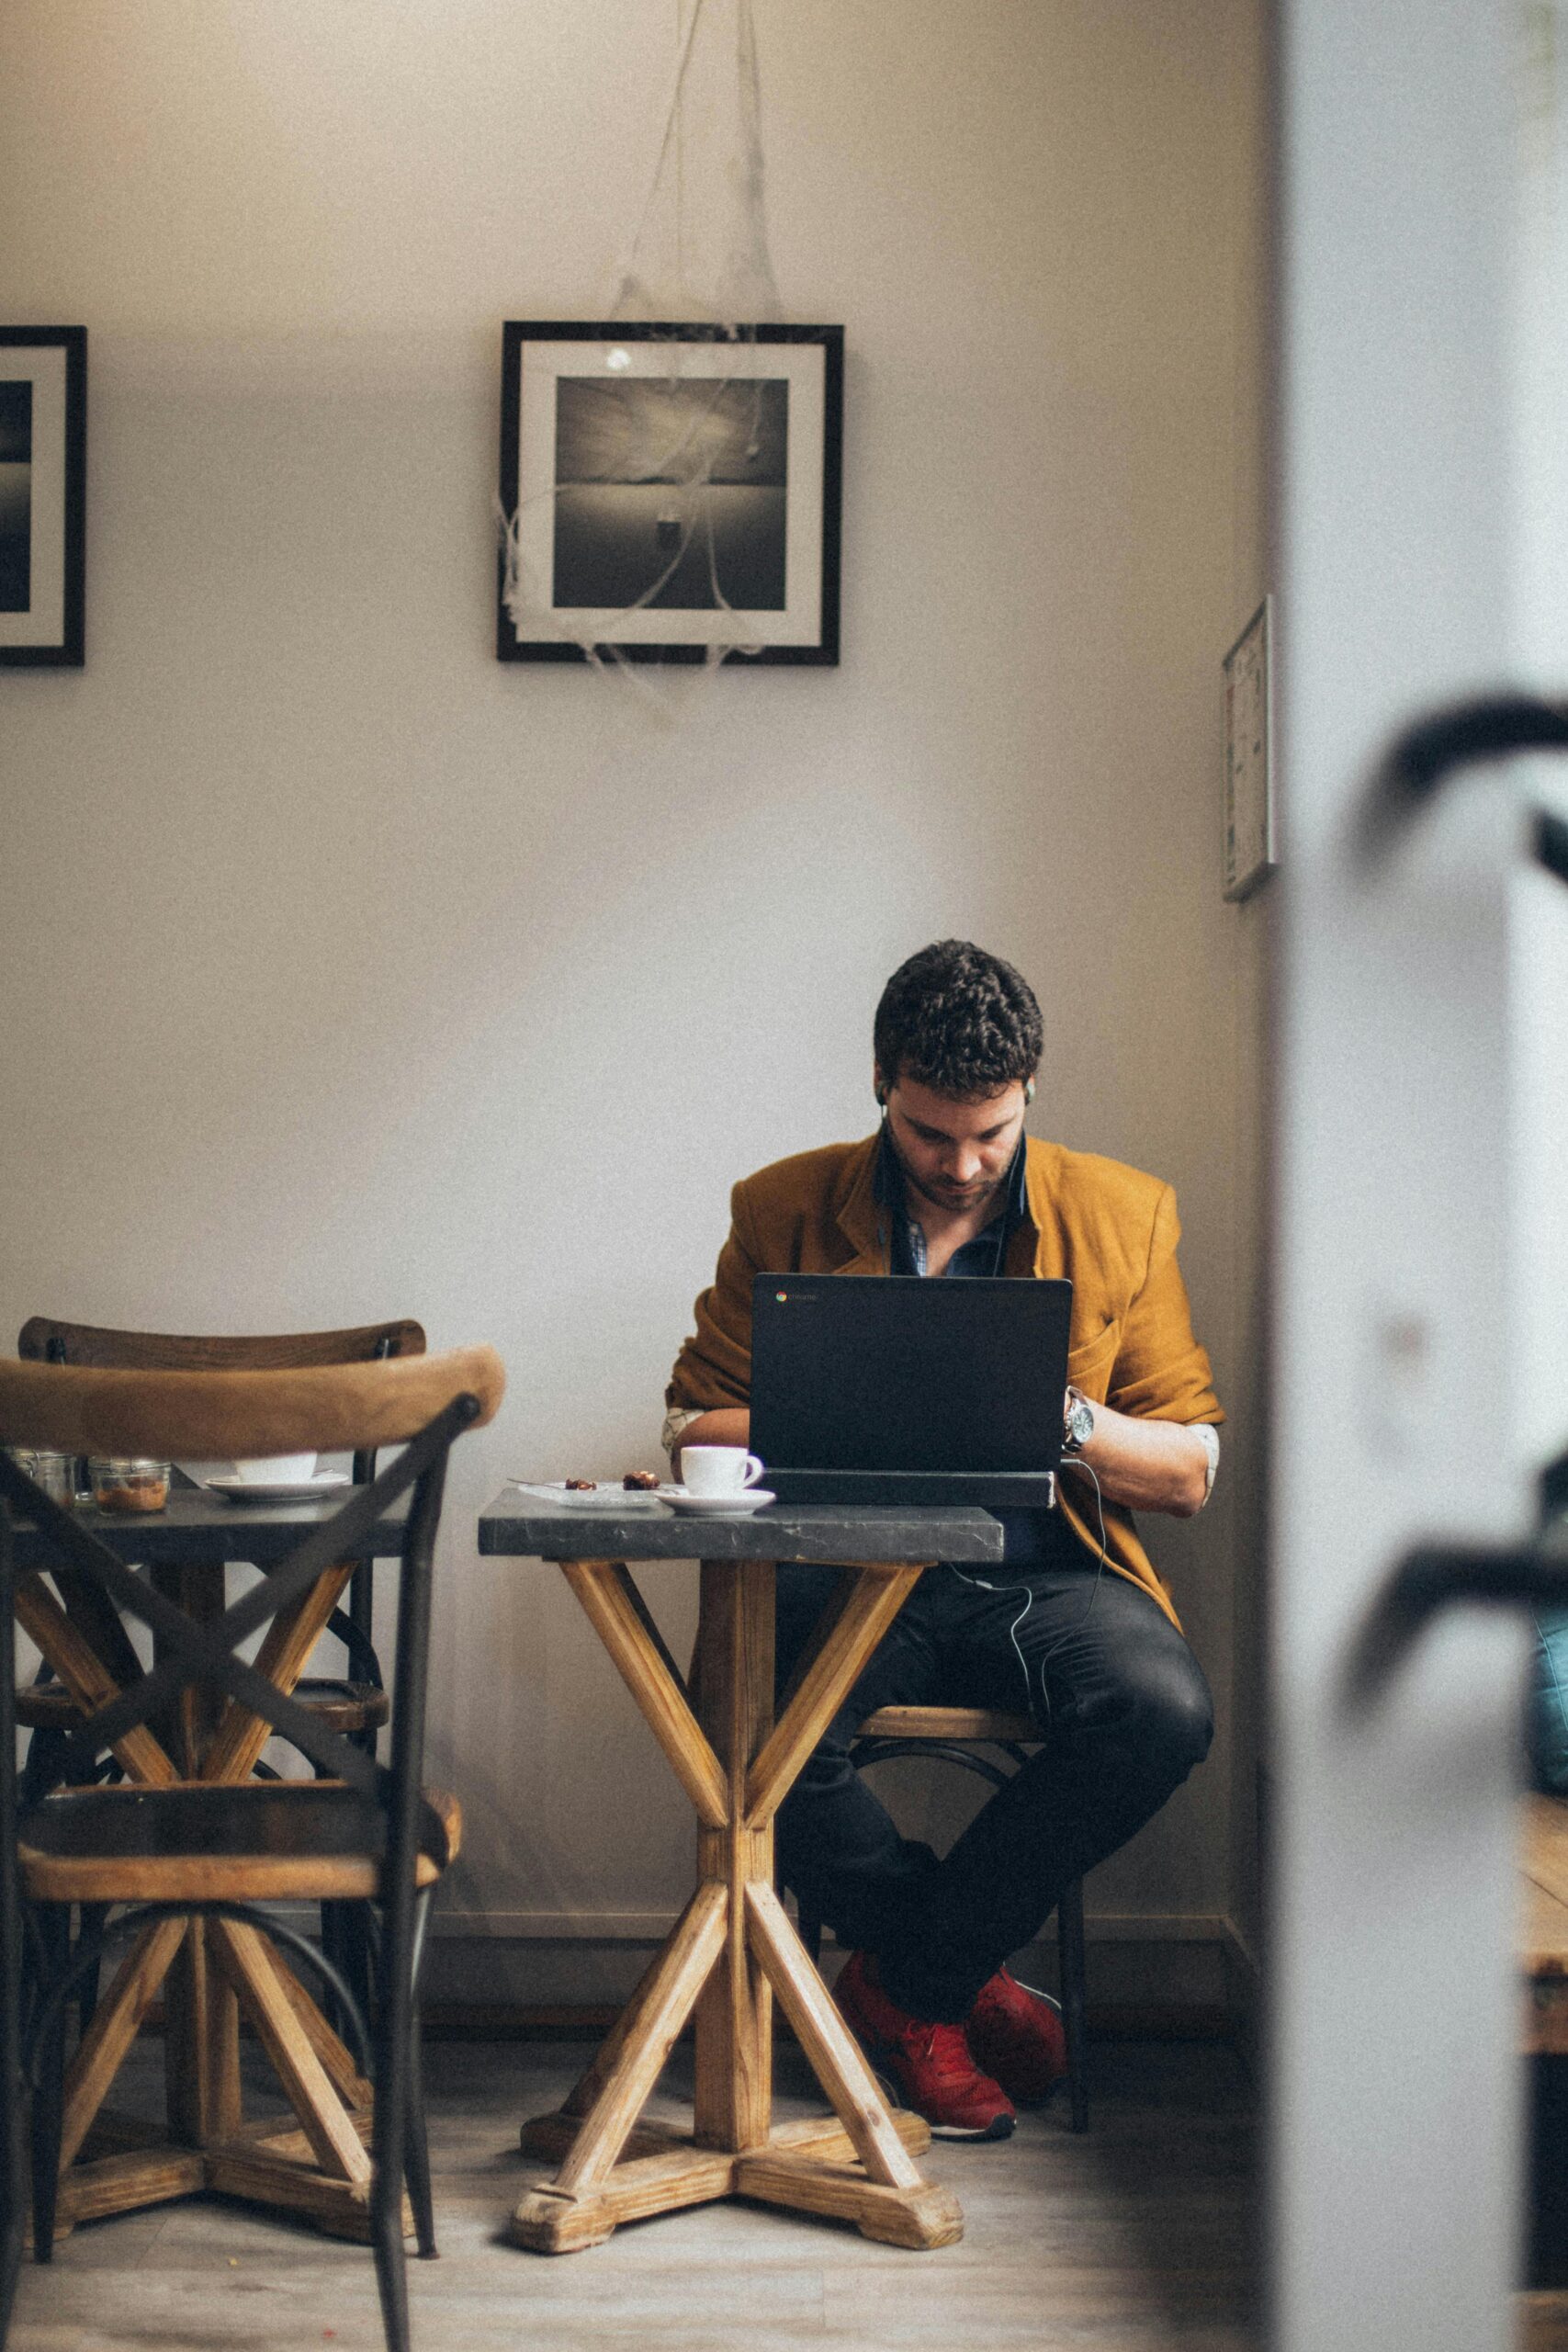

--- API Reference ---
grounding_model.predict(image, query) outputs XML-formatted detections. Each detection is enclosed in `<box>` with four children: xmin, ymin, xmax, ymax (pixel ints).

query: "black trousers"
<box><xmin>774</xmin><ymin>1555</ymin><xmax>1213</xmax><ymax>2022</ymax></box>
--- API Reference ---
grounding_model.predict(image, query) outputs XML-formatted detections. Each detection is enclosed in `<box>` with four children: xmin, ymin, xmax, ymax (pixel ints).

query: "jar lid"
<box><xmin>88</xmin><ymin>1457</ymin><xmax>170</xmax><ymax>1475</ymax></box>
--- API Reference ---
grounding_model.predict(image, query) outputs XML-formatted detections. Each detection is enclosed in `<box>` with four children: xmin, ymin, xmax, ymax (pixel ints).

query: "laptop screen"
<box><xmin>750</xmin><ymin>1273</ymin><xmax>1073</xmax><ymax>1477</ymax></box>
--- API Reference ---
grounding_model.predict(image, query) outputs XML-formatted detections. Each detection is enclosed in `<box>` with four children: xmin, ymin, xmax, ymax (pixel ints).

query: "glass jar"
<box><xmin>5</xmin><ymin>1447</ymin><xmax>78</xmax><ymax>1508</ymax></box>
<box><xmin>28</xmin><ymin>1451</ymin><xmax>76</xmax><ymax>1508</ymax></box>
<box><xmin>89</xmin><ymin>1457</ymin><xmax>171</xmax><ymax>1514</ymax></box>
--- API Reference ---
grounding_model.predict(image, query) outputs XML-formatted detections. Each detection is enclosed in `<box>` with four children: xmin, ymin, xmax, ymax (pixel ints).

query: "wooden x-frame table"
<box><xmin>12</xmin><ymin>1490</ymin><xmax>411</xmax><ymax>2242</ymax></box>
<box><xmin>478</xmin><ymin>1496</ymin><xmax>1008</xmax><ymax>2255</ymax></box>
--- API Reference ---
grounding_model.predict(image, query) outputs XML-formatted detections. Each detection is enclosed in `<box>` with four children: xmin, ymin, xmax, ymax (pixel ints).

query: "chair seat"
<box><xmin>855</xmin><ymin>1704</ymin><xmax>1040</xmax><ymax>1744</ymax></box>
<box><xmin>17</xmin><ymin>1779</ymin><xmax>461</xmax><ymax>1904</ymax></box>
<box><xmin>269</xmin><ymin>1678</ymin><xmax>391</xmax><ymax>1733</ymax></box>
<box><xmin>15</xmin><ymin>1677</ymin><xmax>390</xmax><ymax>1736</ymax></box>
<box><xmin>807</xmin><ymin>1699</ymin><xmax>1089</xmax><ymax>2134</ymax></box>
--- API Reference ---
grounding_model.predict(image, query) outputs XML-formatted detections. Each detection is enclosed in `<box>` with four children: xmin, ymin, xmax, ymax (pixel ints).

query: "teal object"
<box><xmin>1529</xmin><ymin>1603</ymin><xmax>1568</xmax><ymax>1795</ymax></box>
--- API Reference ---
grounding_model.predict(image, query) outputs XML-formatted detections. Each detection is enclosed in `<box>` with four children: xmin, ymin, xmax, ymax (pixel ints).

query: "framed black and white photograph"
<box><xmin>497</xmin><ymin>322</ymin><xmax>841</xmax><ymax>665</ymax></box>
<box><xmin>1223</xmin><ymin>595</ymin><xmax>1274</xmax><ymax>900</ymax></box>
<box><xmin>0</xmin><ymin>327</ymin><xmax>86</xmax><ymax>668</ymax></box>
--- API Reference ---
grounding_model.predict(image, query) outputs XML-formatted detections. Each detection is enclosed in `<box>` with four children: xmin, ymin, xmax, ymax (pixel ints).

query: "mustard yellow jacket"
<box><xmin>667</xmin><ymin>1132</ymin><xmax>1223</xmax><ymax>1629</ymax></box>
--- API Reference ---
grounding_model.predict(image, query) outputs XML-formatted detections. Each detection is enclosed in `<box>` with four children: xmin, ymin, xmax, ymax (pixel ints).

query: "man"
<box><xmin>665</xmin><ymin>940</ymin><xmax>1221</xmax><ymax>2140</ymax></box>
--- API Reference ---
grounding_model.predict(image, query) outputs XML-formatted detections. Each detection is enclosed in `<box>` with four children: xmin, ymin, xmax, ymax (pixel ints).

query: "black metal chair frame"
<box><xmin>795</xmin><ymin>1728</ymin><xmax>1090</xmax><ymax>2133</ymax></box>
<box><xmin>17</xmin><ymin>1327</ymin><xmax>404</xmax><ymax>2042</ymax></box>
<box><xmin>22</xmin><ymin>1325</ymin><xmax>398</xmax><ymax>1742</ymax></box>
<box><xmin>0</xmin><ymin>1388</ymin><xmax>479</xmax><ymax>2352</ymax></box>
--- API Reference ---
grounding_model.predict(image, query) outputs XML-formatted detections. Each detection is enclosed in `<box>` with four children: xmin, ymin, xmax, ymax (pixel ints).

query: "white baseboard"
<box><xmin>430</xmin><ymin>1905</ymin><xmax>1235</xmax><ymax>1945</ymax></box>
<box><xmin>1218</xmin><ymin>1910</ymin><xmax>1263</xmax><ymax>2070</ymax></box>
<box><xmin>423</xmin><ymin>1908</ymin><xmax>1251</xmax><ymax>2018</ymax></box>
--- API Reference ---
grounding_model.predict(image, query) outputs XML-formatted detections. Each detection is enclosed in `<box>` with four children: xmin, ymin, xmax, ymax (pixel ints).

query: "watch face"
<box><xmin>1065</xmin><ymin>1397</ymin><xmax>1094</xmax><ymax>1451</ymax></box>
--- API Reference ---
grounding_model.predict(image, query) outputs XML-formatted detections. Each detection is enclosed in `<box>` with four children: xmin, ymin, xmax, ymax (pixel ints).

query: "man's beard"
<box><xmin>894</xmin><ymin>1144</ymin><xmax>1003</xmax><ymax>1218</ymax></box>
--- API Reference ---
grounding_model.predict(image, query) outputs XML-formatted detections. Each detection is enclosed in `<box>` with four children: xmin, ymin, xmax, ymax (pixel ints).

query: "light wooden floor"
<box><xmin>6</xmin><ymin>2036</ymin><xmax>1258</xmax><ymax>2351</ymax></box>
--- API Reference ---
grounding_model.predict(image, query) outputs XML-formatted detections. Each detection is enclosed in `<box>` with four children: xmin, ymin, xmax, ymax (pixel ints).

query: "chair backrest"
<box><xmin>17</xmin><ymin>1317</ymin><xmax>426</xmax><ymax>1371</ymax></box>
<box><xmin>0</xmin><ymin>1348</ymin><xmax>503</xmax><ymax>1883</ymax></box>
<box><xmin>0</xmin><ymin>1347</ymin><xmax>494</xmax><ymax>1464</ymax></box>
<box><xmin>17</xmin><ymin>1316</ymin><xmax>428</xmax><ymax>1493</ymax></box>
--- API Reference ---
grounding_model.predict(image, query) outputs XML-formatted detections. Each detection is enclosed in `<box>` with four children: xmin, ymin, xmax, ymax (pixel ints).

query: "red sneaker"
<box><xmin>833</xmin><ymin>1951</ymin><xmax>1015</xmax><ymax>2140</ymax></box>
<box><xmin>964</xmin><ymin>1967</ymin><xmax>1068</xmax><ymax>2106</ymax></box>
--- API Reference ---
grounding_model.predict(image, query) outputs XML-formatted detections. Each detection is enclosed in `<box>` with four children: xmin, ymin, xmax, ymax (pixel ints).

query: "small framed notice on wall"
<box><xmin>1223</xmin><ymin>596</ymin><xmax>1274</xmax><ymax>900</ymax></box>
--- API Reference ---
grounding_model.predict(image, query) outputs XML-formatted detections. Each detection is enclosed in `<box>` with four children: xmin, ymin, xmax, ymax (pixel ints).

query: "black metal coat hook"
<box><xmin>1345</xmin><ymin>695</ymin><xmax>1568</xmax><ymax>1712</ymax></box>
<box><xmin>1347</xmin><ymin>1450</ymin><xmax>1568</xmax><ymax>1713</ymax></box>
<box><xmin>1345</xmin><ymin>1531</ymin><xmax>1568</xmax><ymax>1713</ymax></box>
<box><xmin>1359</xmin><ymin>690</ymin><xmax>1568</xmax><ymax>883</ymax></box>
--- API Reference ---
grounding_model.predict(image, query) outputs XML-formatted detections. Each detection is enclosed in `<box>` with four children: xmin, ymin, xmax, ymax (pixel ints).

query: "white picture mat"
<box><xmin>1223</xmin><ymin>595</ymin><xmax>1275</xmax><ymax>899</ymax></box>
<box><xmin>511</xmin><ymin>338</ymin><xmax>825</xmax><ymax>647</ymax></box>
<box><xmin>0</xmin><ymin>345</ymin><xmax>68</xmax><ymax>647</ymax></box>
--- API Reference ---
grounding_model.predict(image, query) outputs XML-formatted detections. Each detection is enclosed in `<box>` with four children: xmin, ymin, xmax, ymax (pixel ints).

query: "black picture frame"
<box><xmin>498</xmin><ymin>322</ymin><xmax>842</xmax><ymax>665</ymax></box>
<box><xmin>0</xmin><ymin>327</ymin><xmax>86</xmax><ymax>668</ymax></box>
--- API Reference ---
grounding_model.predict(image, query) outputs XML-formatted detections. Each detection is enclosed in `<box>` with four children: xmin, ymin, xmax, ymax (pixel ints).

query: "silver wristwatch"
<box><xmin>1062</xmin><ymin>1387</ymin><xmax>1095</xmax><ymax>1456</ymax></box>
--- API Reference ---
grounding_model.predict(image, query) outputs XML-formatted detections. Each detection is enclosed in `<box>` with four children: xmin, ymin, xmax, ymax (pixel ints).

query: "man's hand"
<box><xmin>1064</xmin><ymin>1393</ymin><xmax>1213</xmax><ymax>1517</ymax></box>
<box><xmin>673</xmin><ymin>1398</ymin><xmax>1212</xmax><ymax>1515</ymax></box>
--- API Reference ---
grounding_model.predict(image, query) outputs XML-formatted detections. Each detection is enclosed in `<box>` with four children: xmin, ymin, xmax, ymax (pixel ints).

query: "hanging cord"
<box><xmin>608</xmin><ymin>0</ymin><xmax>782</xmax><ymax>325</ymax></box>
<box><xmin>945</xmin><ymin>1560</ymin><xmax>1043</xmax><ymax>1721</ymax></box>
<box><xmin>499</xmin><ymin>0</ymin><xmax>784</xmax><ymax>697</ymax></box>
<box><xmin>946</xmin><ymin>1459</ymin><xmax>1113</xmax><ymax>1730</ymax></box>
<box><xmin>675</xmin><ymin>0</ymin><xmax>686</xmax><ymax>306</ymax></box>
<box><xmin>1030</xmin><ymin>1458</ymin><xmax>1112</xmax><ymax>1727</ymax></box>
<box><xmin>607</xmin><ymin>0</ymin><xmax>711</xmax><ymax>320</ymax></box>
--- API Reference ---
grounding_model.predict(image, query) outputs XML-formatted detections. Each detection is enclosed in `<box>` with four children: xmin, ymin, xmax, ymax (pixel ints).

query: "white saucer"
<box><xmin>207</xmin><ymin>1474</ymin><xmax>352</xmax><ymax>1504</ymax></box>
<box><xmin>663</xmin><ymin>1488</ymin><xmax>776</xmax><ymax>1516</ymax></box>
<box><xmin>510</xmin><ymin>1480</ymin><xmax>671</xmax><ymax>1511</ymax></box>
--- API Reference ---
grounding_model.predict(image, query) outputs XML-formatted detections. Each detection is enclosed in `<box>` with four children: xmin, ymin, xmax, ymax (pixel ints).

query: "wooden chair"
<box><xmin>16</xmin><ymin>1317</ymin><xmax>425</xmax><ymax>1743</ymax></box>
<box><xmin>795</xmin><ymin>1704</ymin><xmax>1090</xmax><ymax>2132</ymax></box>
<box><xmin>15</xmin><ymin>1319</ymin><xmax>426</xmax><ymax>2027</ymax></box>
<box><xmin>0</xmin><ymin>1344</ymin><xmax>503</xmax><ymax>2352</ymax></box>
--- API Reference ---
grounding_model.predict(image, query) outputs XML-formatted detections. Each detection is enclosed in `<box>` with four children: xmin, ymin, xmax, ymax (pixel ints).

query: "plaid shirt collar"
<box><xmin>873</xmin><ymin>1123</ymin><xmax>1027</xmax><ymax>1277</ymax></box>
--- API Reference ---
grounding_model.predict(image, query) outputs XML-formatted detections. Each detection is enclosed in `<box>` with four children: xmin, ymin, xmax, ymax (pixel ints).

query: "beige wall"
<box><xmin>0</xmin><ymin>1</ymin><xmax>1268</xmax><ymax>2001</ymax></box>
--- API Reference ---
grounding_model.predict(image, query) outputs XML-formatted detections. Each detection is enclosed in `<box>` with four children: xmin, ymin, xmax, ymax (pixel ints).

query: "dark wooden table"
<box><xmin>11</xmin><ymin>1486</ymin><xmax>410</xmax><ymax>2241</ymax></box>
<box><xmin>477</xmin><ymin>1492</ymin><xmax>1004</xmax><ymax>2255</ymax></box>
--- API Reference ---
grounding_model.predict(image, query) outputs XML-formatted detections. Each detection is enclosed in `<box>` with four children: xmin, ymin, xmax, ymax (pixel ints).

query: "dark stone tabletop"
<box><xmin>7</xmin><ymin>1486</ymin><xmax>411</xmax><ymax>1568</ymax></box>
<box><xmin>477</xmin><ymin>1490</ymin><xmax>1006</xmax><ymax>1566</ymax></box>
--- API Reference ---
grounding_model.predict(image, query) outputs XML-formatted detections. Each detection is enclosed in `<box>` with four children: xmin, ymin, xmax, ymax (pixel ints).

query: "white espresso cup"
<box><xmin>233</xmin><ymin>1453</ymin><xmax>319</xmax><ymax>1484</ymax></box>
<box><xmin>681</xmin><ymin>1446</ymin><xmax>765</xmax><ymax>1497</ymax></box>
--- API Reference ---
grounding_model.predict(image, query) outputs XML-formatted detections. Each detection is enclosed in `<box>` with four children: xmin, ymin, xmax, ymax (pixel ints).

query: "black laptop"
<box><xmin>750</xmin><ymin>1272</ymin><xmax>1073</xmax><ymax>1508</ymax></box>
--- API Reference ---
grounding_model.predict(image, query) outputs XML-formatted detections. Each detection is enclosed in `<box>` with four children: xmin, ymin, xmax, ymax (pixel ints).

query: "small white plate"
<box><xmin>663</xmin><ymin>1489</ymin><xmax>777</xmax><ymax>1516</ymax></box>
<box><xmin>509</xmin><ymin>1480</ymin><xmax>671</xmax><ymax>1511</ymax></box>
<box><xmin>207</xmin><ymin>1474</ymin><xmax>353</xmax><ymax>1504</ymax></box>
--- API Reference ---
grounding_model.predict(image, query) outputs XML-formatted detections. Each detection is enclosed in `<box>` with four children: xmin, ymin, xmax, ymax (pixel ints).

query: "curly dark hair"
<box><xmin>873</xmin><ymin>940</ymin><xmax>1043</xmax><ymax>1099</ymax></box>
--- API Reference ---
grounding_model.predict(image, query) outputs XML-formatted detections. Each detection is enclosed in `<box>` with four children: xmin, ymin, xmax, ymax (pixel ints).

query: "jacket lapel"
<box><xmin>830</xmin><ymin>1133</ymin><xmax>889</xmax><ymax>1275</ymax></box>
<box><xmin>832</xmin><ymin>1134</ymin><xmax>1055</xmax><ymax>1279</ymax></box>
<box><xmin>1021</xmin><ymin>1140</ymin><xmax>1067</xmax><ymax>1278</ymax></box>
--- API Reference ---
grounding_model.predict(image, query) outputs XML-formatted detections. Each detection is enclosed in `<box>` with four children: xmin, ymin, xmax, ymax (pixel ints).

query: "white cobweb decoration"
<box><xmin>498</xmin><ymin>0</ymin><xmax>791</xmax><ymax>687</ymax></box>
